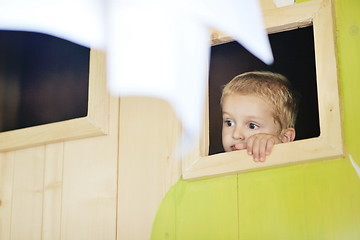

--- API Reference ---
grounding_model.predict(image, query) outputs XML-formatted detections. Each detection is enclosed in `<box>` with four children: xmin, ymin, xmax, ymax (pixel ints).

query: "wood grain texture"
<box><xmin>42</xmin><ymin>143</ymin><xmax>64</xmax><ymax>240</ymax></box>
<box><xmin>60</xmin><ymin>95</ymin><xmax>118</xmax><ymax>240</ymax></box>
<box><xmin>0</xmin><ymin>152</ymin><xmax>15</xmax><ymax>240</ymax></box>
<box><xmin>10</xmin><ymin>147</ymin><xmax>45</xmax><ymax>240</ymax></box>
<box><xmin>117</xmin><ymin>97</ymin><xmax>182</xmax><ymax>240</ymax></box>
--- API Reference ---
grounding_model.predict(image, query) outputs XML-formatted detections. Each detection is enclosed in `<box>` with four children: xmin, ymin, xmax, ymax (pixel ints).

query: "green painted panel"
<box><xmin>152</xmin><ymin>176</ymin><xmax>238</xmax><ymax>240</ymax></box>
<box><xmin>151</xmin><ymin>182</ymin><xmax>177</xmax><ymax>240</ymax></box>
<box><xmin>237</xmin><ymin>158</ymin><xmax>360</xmax><ymax>240</ymax></box>
<box><xmin>336</xmin><ymin>0</ymin><xmax>360</xmax><ymax>164</ymax></box>
<box><xmin>237</xmin><ymin>165</ymin><xmax>306</xmax><ymax>239</ymax></box>
<box><xmin>302</xmin><ymin>159</ymin><xmax>360</xmax><ymax>239</ymax></box>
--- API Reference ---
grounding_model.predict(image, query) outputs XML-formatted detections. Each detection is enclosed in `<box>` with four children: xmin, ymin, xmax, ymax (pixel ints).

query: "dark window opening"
<box><xmin>0</xmin><ymin>31</ymin><xmax>90</xmax><ymax>132</ymax></box>
<box><xmin>208</xmin><ymin>26</ymin><xmax>320</xmax><ymax>155</ymax></box>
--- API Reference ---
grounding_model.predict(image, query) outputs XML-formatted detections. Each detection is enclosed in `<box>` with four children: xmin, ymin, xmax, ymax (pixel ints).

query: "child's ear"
<box><xmin>280</xmin><ymin>128</ymin><xmax>296</xmax><ymax>143</ymax></box>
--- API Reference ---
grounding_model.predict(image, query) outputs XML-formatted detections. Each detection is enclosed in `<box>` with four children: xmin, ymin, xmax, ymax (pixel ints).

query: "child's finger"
<box><xmin>265</xmin><ymin>139</ymin><xmax>275</xmax><ymax>156</ymax></box>
<box><xmin>250</xmin><ymin>137</ymin><xmax>261</xmax><ymax>162</ymax></box>
<box><xmin>258</xmin><ymin>138</ymin><xmax>269</xmax><ymax>162</ymax></box>
<box><xmin>246</xmin><ymin>137</ymin><xmax>254</xmax><ymax>156</ymax></box>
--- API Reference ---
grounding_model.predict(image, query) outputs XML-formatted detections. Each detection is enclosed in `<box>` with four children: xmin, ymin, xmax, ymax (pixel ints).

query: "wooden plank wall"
<box><xmin>0</xmin><ymin>97</ymin><xmax>182</xmax><ymax>240</ymax></box>
<box><xmin>0</xmin><ymin>74</ymin><xmax>183</xmax><ymax>240</ymax></box>
<box><xmin>0</xmin><ymin>94</ymin><xmax>119</xmax><ymax>240</ymax></box>
<box><xmin>117</xmin><ymin>97</ymin><xmax>182</xmax><ymax>239</ymax></box>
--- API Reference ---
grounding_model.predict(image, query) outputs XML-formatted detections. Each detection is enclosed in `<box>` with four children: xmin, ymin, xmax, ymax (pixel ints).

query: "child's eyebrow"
<box><xmin>242</xmin><ymin>115</ymin><xmax>270</xmax><ymax>123</ymax></box>
<box><xmin>222</xmin><ymin>112</ymin><xmax>232</xmax><ymax>117</ymax></box>
<box><xmin>245</xmin><ymin>116</ymin><xmax>268</xmax><ymax>122</ymax></box>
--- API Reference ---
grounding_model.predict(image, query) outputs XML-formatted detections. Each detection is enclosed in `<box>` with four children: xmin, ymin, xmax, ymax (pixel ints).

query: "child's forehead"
<box><xmin>222</xmin><ymin>94</ymin><xmax>274</xmax><ymax>112</ymax></box>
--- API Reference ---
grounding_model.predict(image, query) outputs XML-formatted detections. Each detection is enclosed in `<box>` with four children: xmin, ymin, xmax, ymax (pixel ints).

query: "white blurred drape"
<box><xmin>0</xmin><ymin>0</ymin><xmax>273</xmax><ymax>154</ymax></box>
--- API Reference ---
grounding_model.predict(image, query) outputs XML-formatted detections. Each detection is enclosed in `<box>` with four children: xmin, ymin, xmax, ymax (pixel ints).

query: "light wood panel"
<box><xmin>260</xmin><ymin>0</ymin><xmax>279</xmax><ymax>11</ymax></box>
<box><xmin>42</xmin><ymin>143</ymin><xmax>64</xmax><ymax>240</ymax></box>
<box><xmin>0</xmin><ymin>152</ymin><xmax>15</xmax><ymax>240</ymax></box>
<box><xmin>60</xmin><ymin>54</ymin><xmax>118</xmax><ymax>239</ymax></box>
<box><xmin>60</xmin><ymin>97</ymin><xmax>118</xmax><ymax>240</ymax></box>
<box><xmin>10</xmin><ymin>146</ymin><xmax>45</xmax><ymax>240</ymax></box>
<box><xmin>117</xmin><ymin>97</ymin><xmax>182</xmax><ymax>240</ymax></box>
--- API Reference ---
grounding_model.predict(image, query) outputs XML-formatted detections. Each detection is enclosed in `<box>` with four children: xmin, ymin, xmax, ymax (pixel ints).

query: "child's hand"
<box><xmin>245</xmin><ymin>133</ymin><xmax>282</xmax><ymax>162</ymax></box>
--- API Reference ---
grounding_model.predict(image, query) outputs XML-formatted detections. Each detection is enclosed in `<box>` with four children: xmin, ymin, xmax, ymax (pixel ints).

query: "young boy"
<box><xmin>221</xmin><ymin>71</ymin><xmax>298</xmax><ymax>162</ymax></box>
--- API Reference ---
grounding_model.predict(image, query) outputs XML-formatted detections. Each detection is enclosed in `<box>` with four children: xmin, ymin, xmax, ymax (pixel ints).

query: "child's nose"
<box><xmin>232</xmin><ymin>126</ymin><xmax>245</xmax><ymax>140</ymax></box>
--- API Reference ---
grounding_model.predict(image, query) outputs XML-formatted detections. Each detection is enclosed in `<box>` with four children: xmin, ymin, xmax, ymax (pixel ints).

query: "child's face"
<box><xmin>222</xmin><ymin>94</ymin><xmax>281</xmax><ymax>152</ymax></box>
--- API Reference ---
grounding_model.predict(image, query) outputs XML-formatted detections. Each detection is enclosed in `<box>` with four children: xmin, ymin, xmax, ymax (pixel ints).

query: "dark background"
<box><xmin>208</xmin><ymin>26</ymin><xmax>320</xmax><ymax>155</ymax></box>
<box><xmin>0</xmin><ymin>31</ymin><xmax>90</xmax><ymax>132</ymax></box>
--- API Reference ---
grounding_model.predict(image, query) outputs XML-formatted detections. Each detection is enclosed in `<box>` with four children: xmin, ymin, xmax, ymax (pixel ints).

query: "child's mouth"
<box><xmin>230</xmin><ymin>145</ymin><xmax>238</xmax><ymax>151</ymax></box>
<box><xmin>231</xmin><ymin>140</ymin><xmax>247</xmax><ymax>151</ymax></box>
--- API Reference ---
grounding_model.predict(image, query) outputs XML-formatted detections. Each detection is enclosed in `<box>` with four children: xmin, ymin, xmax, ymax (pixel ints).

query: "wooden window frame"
<box><xmin>0</xmin><ymin>49</ymin><xmax>109</xmax><ymax>152</ymax></box>
<box><xmin>182</xmin><ymin>0</ymin><xmax>345</xmax><ymax>180</ymax></box>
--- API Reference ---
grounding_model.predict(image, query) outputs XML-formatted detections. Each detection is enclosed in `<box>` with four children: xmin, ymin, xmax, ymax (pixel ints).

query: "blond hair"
<box><xmin>221</xmin><ymin>71</ymin><xmax>298</xmax><ymax>129</ymax></box>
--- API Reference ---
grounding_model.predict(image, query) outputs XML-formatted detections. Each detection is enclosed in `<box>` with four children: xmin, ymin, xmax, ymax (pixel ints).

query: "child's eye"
<box><xmin>224</xmin><ymin>120</ymin><xmax>235</xmax><ymax>127</ymax></box>
<box><xmin>248</xmin><ymin>122</ymin><xmax>259</xmax><ymax>130</ymax></box>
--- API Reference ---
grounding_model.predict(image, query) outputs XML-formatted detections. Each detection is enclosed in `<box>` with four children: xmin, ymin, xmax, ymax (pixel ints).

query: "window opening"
<box><xmin>0</xmin><ymin>31</ymin><xmax>89</xmax><ymax>132</ymax></box>
<box><xmin>208</xmin><ymin>26</ymin><xmax>319</xmax><ymax>155</ymax></box>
